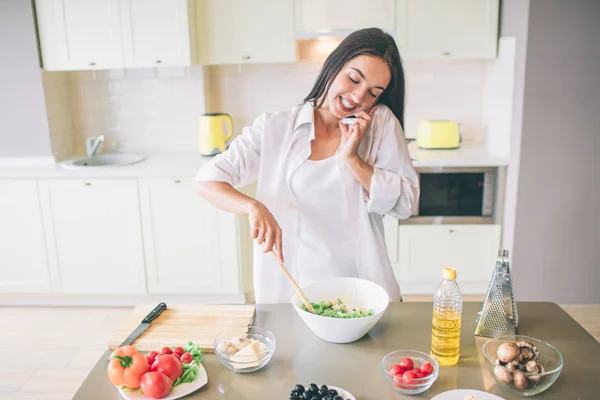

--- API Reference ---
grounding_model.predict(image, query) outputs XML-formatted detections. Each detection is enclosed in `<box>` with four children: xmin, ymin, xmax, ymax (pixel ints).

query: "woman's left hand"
<box><xmin>339</xmin><ymin>106</ymin><xmax>377</xmax><ymax>162</ymax></box>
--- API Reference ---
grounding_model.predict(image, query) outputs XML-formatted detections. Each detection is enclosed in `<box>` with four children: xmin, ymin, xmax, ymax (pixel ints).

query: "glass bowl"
<box><xmin>482</xmin><ymin>335</ymin><xmax>564</xmax><ymax>396</ymax></box>
<box><xmin>381</xmin><ymin>350</ymin><xmax>439</xmax><ymax>395</ymax></box>
<box><xmin>214</xmin><ymin>326</ymin><xmax>276</xmax><ymax>373</ymax></box>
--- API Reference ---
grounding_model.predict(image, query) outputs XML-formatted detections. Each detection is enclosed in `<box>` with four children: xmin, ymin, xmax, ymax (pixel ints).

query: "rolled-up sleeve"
<box><xmin>195</xmin><ymin>114</ymin><xmax>265</xmax><ymax>188</ymax></box>
<box><xmin>365</xmin><ymin>113</ymin><xmax>420</xmax><ymax>219</ymax></box>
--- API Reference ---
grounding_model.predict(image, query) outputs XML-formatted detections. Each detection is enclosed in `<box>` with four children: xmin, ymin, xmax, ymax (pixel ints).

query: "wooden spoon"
<box><xmin>272</xmin><ymin>251</ymin><xmax>316</xmax><ymax>314</ymax></box>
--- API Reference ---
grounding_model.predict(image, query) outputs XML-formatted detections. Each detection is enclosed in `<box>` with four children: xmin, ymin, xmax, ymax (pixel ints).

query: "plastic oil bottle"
<box><xmin>430</xmin><ymin>267</ymin><xmax>463</xmax><ymax>366</ymax></box>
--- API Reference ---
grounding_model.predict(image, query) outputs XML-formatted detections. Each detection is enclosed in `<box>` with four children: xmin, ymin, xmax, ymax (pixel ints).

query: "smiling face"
<box><xmin>325</xmin><ymin>55</ymin><xmax>392</xmax><ymax>119</ymax></box>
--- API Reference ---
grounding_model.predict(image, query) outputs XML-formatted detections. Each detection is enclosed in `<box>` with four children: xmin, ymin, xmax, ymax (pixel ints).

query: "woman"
<box><xmin>196</xmin><ymin>28</ymin><xmax>419</xmax><ymax>303</ymax></box>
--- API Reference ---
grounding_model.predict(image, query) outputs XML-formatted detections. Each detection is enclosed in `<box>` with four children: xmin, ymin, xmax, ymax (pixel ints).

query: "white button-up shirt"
<box><xmin>196</xmin><ymin>102</ymin><xmax>420</xmax><ymax>303</ymax></box>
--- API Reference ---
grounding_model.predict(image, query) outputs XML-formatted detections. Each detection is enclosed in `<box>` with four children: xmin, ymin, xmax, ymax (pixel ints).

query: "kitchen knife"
<box><xmin>119</xmin><ymin>302</ymin><xmax>167</xmax><ymax>347</ymax></box>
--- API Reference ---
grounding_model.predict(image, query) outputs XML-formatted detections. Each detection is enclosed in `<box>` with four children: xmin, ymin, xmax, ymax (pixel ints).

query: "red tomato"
<box><xmin>417</xmin><ymin>372</ymin><xmax>425</xmax><ymax>378</ymax></box>
<box><xmin>411</xmin><ymin>368</ymin><xmax>421</xmax><ymax>375</ymax></box>
<box><xmin>151</xmin><ymin>354</ymin><xmax>182</xmax><ymax>381</ymax></box>
<box><xmin>399</xmin><ymin>357</ymin><xmax>414</xmax><ymax>370</ymax></box>
<box><xmin>140</xmin><ymin>371</ymin><xmax>173</xmax><ymax>399</ymax></box>
<box><xmin>420</xmin><ymin>362</ymin><xmax>434</xmax><ymax>376</ymax></box>
<box><xmin>173</xmin><ymin>346</ymin><xmax>184</xmax><ymax>356</ymax></box>
<box><xmin>180</xmin><ymin>353</ymin><xmax>194</xmax><ymax>364</ymax></box>
<box><xmin>160</xmin><ymin>347</ymin><xmax>173</xmax><ymax>355</ymax></box>
<box><xmin>146</xmin><ymin>350</ymin><xmax>159</xmax><ymax>365</ymax></box>
<box><xmin>388</xmin><ymin>364</ymin><xmax>406</xmax><ymax>376</ymax></box>
<box><xmin>402</xmin><ymin>370</ymin><xmax>418</xmax><ymax>386</ymax></box>
<box><xmin>392</xmin><ymin>374</ymin><xmax>407</xmax><ymax>389</ymax></box>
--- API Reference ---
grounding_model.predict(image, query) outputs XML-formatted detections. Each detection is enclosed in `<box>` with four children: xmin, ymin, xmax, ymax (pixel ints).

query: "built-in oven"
<box><xmin>407</xmin><ymin>167</ymin><xmax>500</xmax><ymax>224</ymax></box>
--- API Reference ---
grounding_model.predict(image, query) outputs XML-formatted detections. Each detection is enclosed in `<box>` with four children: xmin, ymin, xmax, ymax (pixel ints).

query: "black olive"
<box><xmin>310</xmin><ymin>396</ymin><xmax>320</xmax><ymax>400</ymax></box>
<box><xmin>322</xmin><ymin>396</ymin><xmax>334</xmax><ymax>400</ymax></box>
<box><xmin>289</xmin><ymin>396</ymin><xmax>298</xmax><ymax>400</ymax></box>
<box><xmin>334</xmin><ymin>396</ymin><xmax>343</xmax><ymax>400</ymax></box>
<box><xmin>328</xmin><ymin>389</ymin><xmax>338</xmax><ymax>396</ymax></box>
<box><xmin>295</xmin><ymin>384</ymin><xmax>306</xmax><ymax>393</ymax></box>
<box><xmin>309</xmin><ymin>383</ymin><xmax>319</xmax><ymax>392</ymax></box>
<box><xmin>320</xmin><ymin>384</ymin><xmax>329</xmax><ymax>391</ymax></box>
<box><xmin>318</xmin><ymin>388</ymin><xmax>329</xmax><ymax>396</ymax></box>
<box><xmin>290</xmin><ymin>390</ymin><xmax>299</xmax><ymax>396</ymax></box>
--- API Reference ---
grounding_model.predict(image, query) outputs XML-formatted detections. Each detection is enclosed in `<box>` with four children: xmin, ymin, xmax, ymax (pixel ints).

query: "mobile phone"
<box><xmin>341</xmin><ymin>116</ymin><xmax>357</xmax><ymax>125</ymax></box>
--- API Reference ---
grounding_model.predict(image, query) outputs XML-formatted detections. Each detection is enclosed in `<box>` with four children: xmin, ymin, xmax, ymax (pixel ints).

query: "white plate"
<box><xmin>431</xmin><ymin>389</ymin><xmax>505</xmax><ymax>400</ymax></box>
<box><xmin>299</xmin><ymin>385</ymin><xmax>355</xmax><ymax>400</ymax></box>
<box><xmin>118</xmin><ymin>364</ymin><xmax>208</xmax><ymax>400</ymax></box>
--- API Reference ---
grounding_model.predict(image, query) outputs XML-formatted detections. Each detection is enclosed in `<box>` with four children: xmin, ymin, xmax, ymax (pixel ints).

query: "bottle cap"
<box><xmin>443</xmin><ymin>267</ymin><xmax>457</xmax><ymax>280</ymax></box>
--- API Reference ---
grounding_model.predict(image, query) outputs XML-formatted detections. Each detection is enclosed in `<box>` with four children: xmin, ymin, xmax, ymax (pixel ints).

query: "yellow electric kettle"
<box><xmin>198</xmin><ymin>113</ymin><xmax>233</xmax><ymax>156</ymax></box>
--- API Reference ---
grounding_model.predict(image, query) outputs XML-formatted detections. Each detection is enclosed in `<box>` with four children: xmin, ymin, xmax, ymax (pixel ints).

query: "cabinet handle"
<box><xmin>449</xmin><ymin>229</ymin><xmax>455</xmax><ymax>233</ymax></box>
<box><xmin>89</xmin><ymin>62</ymin><xmax>96</xmax><ymax>66</ymax></box>
<box><xmin>174</xmin><ymin>179</ymin><xmax>181</xmax><ymax>184</ymax></box>
<box><xmin>84</xmin><ymin>182</ymin><xmax>92</xmax><ymax>186</ymax></box>
<box><xmin>242</xmin><ymin>56</ymin><xmax>251</xmax><ymax>60</ymax></box>
<box><xmin>441</xmin><ymin>52</ymin><xmax>451</xmax><ymax>56</ymax></box>
<box><xmin>155</xmin><ymin>60</ymin><xmax>162</xmax><ymax>64</ymax></box>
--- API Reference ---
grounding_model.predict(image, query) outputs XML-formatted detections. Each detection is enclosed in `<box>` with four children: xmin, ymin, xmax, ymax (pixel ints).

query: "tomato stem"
<box><xmin>111</xmin><ymin>355</ymin><xmax>133</xmax><ymax>367</ymax></box>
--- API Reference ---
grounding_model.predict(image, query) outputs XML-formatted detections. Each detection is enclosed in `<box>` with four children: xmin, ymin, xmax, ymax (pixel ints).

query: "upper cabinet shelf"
<box><xmin>396</xmin><ymin>0</ymin><xmax>500</xmax><ymax>60</ymax></box>
<box><xmin>34</xmin><ymin>0</ymin><xmax>500</xmax><ymax>71</ymax></box>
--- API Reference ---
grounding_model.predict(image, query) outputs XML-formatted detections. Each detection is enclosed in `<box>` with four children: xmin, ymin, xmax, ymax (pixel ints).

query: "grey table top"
<box><xmin>73</xmin><ymin>302</ymin><xmax>600</xmax><ymax>399</ymax></box>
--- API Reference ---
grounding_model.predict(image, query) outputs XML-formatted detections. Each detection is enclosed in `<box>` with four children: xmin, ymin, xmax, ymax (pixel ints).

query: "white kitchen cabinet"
<box><xmin>138</xmin><ymin>178</ymin><xmax>242</xmax><ymax>294</ymax></box>
<box><xmin>396</xmin><ymin>0</ymin><xmax>500</xmax><ymax>60</ymax></box>
<box><xmin>295</xmin><ymin>0</ymin><xmax>396</xmax><ymax>34</ymax></box>
<box><xmin>38</xmin><ymin>179</ymin><xmax>146</xmax><ymax>294</ymax></box>
<box><xmin>35</xmin><ymin>0</ymin><xmax>124</xmax><ymax>71</ymax></box>
<box><xmin>0</xmin><ymin>180</ymin><xmax>51</xmax><ymax>293</ymax></box>
<box><xmin>396</xmin><ymin>224</ymin><xmax>501</xmax><ymax>293</ymax></box>
<box><xmin>121</xmin><ymin>0</ymin><xmax>191</xmax><ymax>68</ymax></box>
<box><xmin>194</xmin><ymin>0</ymin><xmax>296</xmax><ymax>65</ymax></box>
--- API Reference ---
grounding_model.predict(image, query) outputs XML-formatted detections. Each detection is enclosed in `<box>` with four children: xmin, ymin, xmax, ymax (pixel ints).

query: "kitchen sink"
<box><xmin>61</xmin><ymin>153</ymin><xmax>146</xmax><ymax>169</ymax></box>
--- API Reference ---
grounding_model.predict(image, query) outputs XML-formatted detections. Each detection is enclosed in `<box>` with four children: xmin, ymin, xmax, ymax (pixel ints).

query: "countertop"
<box><xmin>73</xmin><ymin>302</ymin><xmax>599</xmax><ymax>399</ymax></box>
<box><xmin>0</xmin><ymin>144</ymin><xmax>509</xmax><ymax>179</ymax></box>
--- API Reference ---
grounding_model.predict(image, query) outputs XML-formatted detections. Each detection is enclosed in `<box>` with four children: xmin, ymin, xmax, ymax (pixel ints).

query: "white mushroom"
<box><xmin>513</xmin><ymin>371</ymin><xmax>528</xmax><ymax>391</ymax></box>
<box><xmin>497</xmin><ymin>342</ymin><xmax>520</xmax><ymax>363</ymax></box>
<box><xmin>494</xmin><ymin>366</ymin><xmax>514</xmax><ymax>384</ymax></box>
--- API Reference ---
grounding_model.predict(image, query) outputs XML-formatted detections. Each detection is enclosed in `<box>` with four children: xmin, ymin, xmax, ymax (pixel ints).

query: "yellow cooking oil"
<box><xmin>430</xmin><ymin>267</ymin><xmax>463</xmax><ymax>366</ymax></box>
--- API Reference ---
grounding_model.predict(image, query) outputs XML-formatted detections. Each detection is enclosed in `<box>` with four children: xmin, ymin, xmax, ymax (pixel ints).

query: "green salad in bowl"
<box><xmin>301</xmin><ymin>299</ymin><xmax>374</xmax><ymax>318</ymax></box>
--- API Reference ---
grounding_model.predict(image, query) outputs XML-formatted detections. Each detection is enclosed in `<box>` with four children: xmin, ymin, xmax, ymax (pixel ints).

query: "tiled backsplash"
<box><xmin>43</xmin><ymin>40</ymin><xmax>515</xmax><ymax>157</ymax></box>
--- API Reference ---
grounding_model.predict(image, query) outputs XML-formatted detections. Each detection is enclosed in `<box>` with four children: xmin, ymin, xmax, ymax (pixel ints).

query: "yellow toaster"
<box><xmin>416</xmin><ymin>120</ymin><xmax>461</xmax><ymax>149</ymax></box>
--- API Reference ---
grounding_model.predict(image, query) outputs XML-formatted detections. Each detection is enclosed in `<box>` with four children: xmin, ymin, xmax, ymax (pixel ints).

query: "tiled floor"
<box><xmin>0</xmin><ymin>303</ymin><xmax>598</xmax><ymax>400</ymax></box>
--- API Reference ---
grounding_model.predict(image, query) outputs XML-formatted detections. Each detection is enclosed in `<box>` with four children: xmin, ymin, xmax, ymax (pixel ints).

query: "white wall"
<box><xmin>0</xmin><ymin>0</ymin><xmax>52</xmax><ymax>158</ymax></box>
<box><xmin>42</xmin><ymin>45</ymin><xmax>500</xmax><ymax>155</ymax></box>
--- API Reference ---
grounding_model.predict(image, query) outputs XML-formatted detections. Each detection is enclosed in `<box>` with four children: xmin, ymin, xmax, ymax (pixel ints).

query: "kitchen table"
<box><xmin>73</xmin><ymin>302</ymin><xmax>600</xmax><ymax>399</ymax></box>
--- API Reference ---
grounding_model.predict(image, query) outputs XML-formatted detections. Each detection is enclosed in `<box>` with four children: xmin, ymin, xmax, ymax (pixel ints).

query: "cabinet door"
<box><xmin>195</xmin><ymin>0</ymin><xmax>296</xmax><ymax>65</ymax></box>
<box><xmin>35</xmin><ymin>0</ymin><xmax>123</xmax><ymax>70</ymax></box>
<box><xmin>38</xmin><ymin>179</ymin><xmax>146</xmax><ymax>294</ymax></box>
<box><xmin>121</xmin><ymin>0</ymin><xmax>191</xmax><ymax>67</ymax></box>
<box><xmin>0</xmin><ymin>180</ymin><xmax>51</xmax><ymax>293</ymax></box>
<box><xmin>397</xmin><ymin>225</ymin><xmax>501</xmax><ymax>286</ymax></box>
<box><xmin>139</xmin><ymin>178</ymin><xmax>241</xmax><ymax>294</ymax></box>
<box><xmin>396</xmin><ymin>0</ymin><xmax>499</xmax><ymax>59</ymax></box>
<box><xmin>295</xmin><ymin>0</ymin><xmax>396</xmax><ymax>33</ymax></box>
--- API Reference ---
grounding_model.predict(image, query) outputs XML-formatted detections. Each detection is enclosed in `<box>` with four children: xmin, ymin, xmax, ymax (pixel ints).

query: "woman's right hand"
<box><xmin>247</xmin><ymin>201</ymin><xmax>284</xmax><ymax>263</ymax></box>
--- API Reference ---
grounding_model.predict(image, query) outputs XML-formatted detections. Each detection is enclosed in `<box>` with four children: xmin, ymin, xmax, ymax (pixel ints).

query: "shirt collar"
<box><xmin>294</xmin><ymin>102</ymin><xmax>316</xmax><ymax>140</ymax></box>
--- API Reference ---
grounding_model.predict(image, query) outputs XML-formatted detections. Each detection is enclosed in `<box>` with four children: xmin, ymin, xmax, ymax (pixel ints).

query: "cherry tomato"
<box><xmin>160</xmin><ymin>346</ymin><xmax>173</xmax><ymax>355</ymax></box>
<box><xmin>140</xmin><ymin>371</ymin><xmax>173</xmax><ymax>399</ymax></box>
<box><xmin>399</xmin><ymin>357</ymin><xmax>414</xmax><ymax>371</ymax></box>
<box><xmin>388</xmin><ymin>364</ymin><xmax>407</xmax><ymax>376</ymax></box>
<box><xmin>420</xmin><ymin>362</ymin><xmax>434</xmax><ymax>376</ymax></box>
<box><xmin>417</xmin><ymin>372</ymin><xmax>426</xmax><ymax>378</ymax></box>
<box><xmin>411</xmin><ymin>368</ymin><xmax>421</xmax><ymax>375</ymax></box>
<box><xmin>180</xmin><ymin>353</ymin><xmax>194</xmax><ymax>364</ymax></box>
<box><xmin>402</xmin><ymin>370</ymin><xmax>418</xmax><ymax>386</ymax></box>
<box><xmin>173</xmin><ymin>346</ymin><xmax>184</xmax><ymax>356</ymax></box>
<box><xmin>392</xmin><ymin>374</ymin><xmax>407</xmax><ymax>389</ymax></box>
<box><xmin>146</xmin><ymin>350</ymin><xmax>159</xmax><ymax>364</ymax></box>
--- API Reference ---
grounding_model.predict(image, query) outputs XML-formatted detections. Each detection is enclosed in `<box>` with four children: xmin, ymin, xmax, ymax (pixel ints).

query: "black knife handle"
<box><xmin>142</xmin><ymin>302</ymin><xmax>167</xmax><ymax>323</ymax></box>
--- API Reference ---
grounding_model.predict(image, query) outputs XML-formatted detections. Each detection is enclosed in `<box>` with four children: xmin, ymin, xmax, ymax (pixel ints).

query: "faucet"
<box><xmin>86</xmin><ymin>135</ymin><xmax>105</xmax><ymax>157</ymax></box>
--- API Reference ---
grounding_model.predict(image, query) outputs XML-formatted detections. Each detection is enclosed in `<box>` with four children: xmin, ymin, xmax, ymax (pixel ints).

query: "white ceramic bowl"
<box><xmin>291</xmin><ymin>277</ymin><xmax>390</xmax><ymax>343</ymax></box>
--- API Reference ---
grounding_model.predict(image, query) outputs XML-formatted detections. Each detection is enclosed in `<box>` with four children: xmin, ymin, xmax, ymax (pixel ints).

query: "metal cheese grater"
<box><xmin>474</xmin><ymin>249</ymin><xmax>519</xmax><ymax>338</ymax></box>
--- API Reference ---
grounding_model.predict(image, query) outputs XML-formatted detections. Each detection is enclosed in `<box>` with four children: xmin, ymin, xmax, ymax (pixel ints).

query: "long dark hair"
<box><xmin>303</xmin><ymin>28</ymin><xmax>406</xmax><ymax>128</ymax></box>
